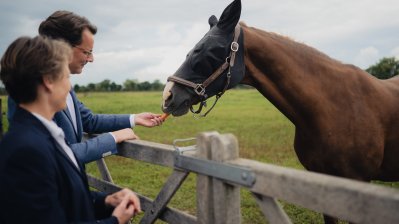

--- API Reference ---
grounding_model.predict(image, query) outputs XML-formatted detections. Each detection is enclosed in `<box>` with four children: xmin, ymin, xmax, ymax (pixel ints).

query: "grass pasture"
<box><xmin>1</xmin><ymin>89</ymin><xmax>398</xmax><ymax>223</ymax></box>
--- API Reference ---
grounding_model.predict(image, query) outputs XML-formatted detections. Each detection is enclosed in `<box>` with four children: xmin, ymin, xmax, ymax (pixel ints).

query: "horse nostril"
<box><xmin>166</xmin><ymin>92</ymin><xmax>173</xmax><ymax>104</ymax></box>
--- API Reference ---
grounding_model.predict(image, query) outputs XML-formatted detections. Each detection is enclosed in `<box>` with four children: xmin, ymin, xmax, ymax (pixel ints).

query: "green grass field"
<box><xmin>1</xmin><ymin>89</ymin><xmax>397</xmax><ymax>223</ymax></box>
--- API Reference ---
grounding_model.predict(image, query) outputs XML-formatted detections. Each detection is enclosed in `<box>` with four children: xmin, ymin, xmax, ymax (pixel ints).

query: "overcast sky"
<box><xmin>1</xmin><ymin>0</ymin><xmax>398</xmax><ymax>85</ymax></box>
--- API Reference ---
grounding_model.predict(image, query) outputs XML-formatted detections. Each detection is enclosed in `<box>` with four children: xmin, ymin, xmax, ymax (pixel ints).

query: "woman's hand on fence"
<box><xmin>110</xmin><ymin>193</ymin><xmax>141</xmax><ymax>223</ymax></box>
<box><xmin>111</xmin><ymin>128</ymin><xmax>139</xmax><ymax>143</ymax></box>
<box><xmin>107</xmin><ymin>188</ymin><xmax>141</xmax><ymax>223</ymax></box>
<box><xmin>134</xmin><ymin>112</ymin><xmax>163</xmax><ymax>127</ymax></box>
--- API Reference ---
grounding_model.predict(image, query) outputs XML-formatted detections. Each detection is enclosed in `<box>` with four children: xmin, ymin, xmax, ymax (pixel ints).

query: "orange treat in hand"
<box><xmin>160</xmin><ymin>113</ymin><xmax>170</xmax><ymax>121</ymax></box>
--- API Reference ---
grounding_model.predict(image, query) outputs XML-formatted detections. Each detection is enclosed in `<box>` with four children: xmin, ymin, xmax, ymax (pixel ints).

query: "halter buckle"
<box><xmin>231</xmin><ymin>41</ymin><xmax>239</xmax><ymax>52</ymax></box>
<box><xmin>194</xmin><ymin>84</ymin><xmax>206</xmax><ymax>96</ymax></box>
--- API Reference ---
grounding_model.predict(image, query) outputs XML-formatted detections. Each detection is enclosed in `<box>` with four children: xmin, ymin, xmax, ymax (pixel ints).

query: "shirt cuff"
<box><xmin>109</xmin><ymin>132</ymin><xmax>117</xmax><ymax>143</ymax></box>
<box><xmin>130</xmin><ymin>114</ymin><xmax>135</xmax><ymax>128</ymax></box>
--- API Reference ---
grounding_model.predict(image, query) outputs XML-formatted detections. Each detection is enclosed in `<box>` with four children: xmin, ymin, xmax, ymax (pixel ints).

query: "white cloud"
<box><xmin>391</xmin><ymin>47</ymin><xmax>399</xmax><ymax>60</ymax></box>
<box><xmin>354</xmin><ymin>47</ymin><xmax>380</xmax><ymax>69</ymax></box>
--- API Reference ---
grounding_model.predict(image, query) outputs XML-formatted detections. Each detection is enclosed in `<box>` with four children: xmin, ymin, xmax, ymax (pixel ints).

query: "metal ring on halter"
<box><xmin>225</xmin><ymin>56</ymin><xmax>231</xmax><ymax>63</ymax></box>
<box><xmin>231</xmin><ymin>42</ymin><xmax>239</xmax><ymax>52</ymax></box>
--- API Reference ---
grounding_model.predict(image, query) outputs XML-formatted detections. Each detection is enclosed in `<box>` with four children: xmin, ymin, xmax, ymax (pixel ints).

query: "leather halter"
<box><xmin>167</xmin><ymin>24</ymin><xmax>241</xmax><ymax>117</ymax></box>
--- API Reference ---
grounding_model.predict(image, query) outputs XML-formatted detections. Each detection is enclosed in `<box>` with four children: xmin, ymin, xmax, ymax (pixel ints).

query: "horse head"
<box><xmin>162</xmin><ymin>0</ymin><xmax>245</xmax><ymax>116</ymax></box>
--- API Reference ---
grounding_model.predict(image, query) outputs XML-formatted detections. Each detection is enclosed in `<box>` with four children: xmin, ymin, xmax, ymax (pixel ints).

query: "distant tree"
<box><xmin>109</xmin><ymin>82</ymin><xmax>122</xmax><ymax>91</ymax></box>
<box><xmin>79</xmin><ymin>86</ymin><xmax>88</xmax><ymax>93</ymax></box>
<box><xmin>137</xmin><ymin>81</ymin><xmax>152</xmax><ymax>91</ymax></box>
<box><xmin>96</xmin><ymin>79</ymin><xmax>111</xmax><ymax>91</ymax></box>
<box><xmin>151</xmin><ymin>79</ymin><xmax>164</xmax><ymax>91</ymax></box>
<box><xmin>87</xmin><ymin>83</ymin><xmax>96</xmax><ymax>92</ymax></box>
<box><xmin>366</xmin><ymin>57</ymin><xmax>399</xmax><ymax>79</ymax></box>
<box><xmin>73</xmin><ymin>84</ymin><xmax>80</xmax><ymax>92</ymax></box>
<box><xmin>123</xmin><ymin>79</ymin><xmax>138</xmax><ymax>91</ymax></box>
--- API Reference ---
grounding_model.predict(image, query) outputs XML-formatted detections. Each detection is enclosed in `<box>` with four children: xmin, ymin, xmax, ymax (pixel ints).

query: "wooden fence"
<box><xmin>88</xmin><ymin>132</ymin><xmax>399</xmax><ymax>224</ymax></box>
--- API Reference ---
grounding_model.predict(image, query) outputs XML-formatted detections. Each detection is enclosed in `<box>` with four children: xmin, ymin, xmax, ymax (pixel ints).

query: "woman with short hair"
<box><xmin>0</xmin><ymin>36</ymin><xmax>140</xmax><ymax>224</ymax></box>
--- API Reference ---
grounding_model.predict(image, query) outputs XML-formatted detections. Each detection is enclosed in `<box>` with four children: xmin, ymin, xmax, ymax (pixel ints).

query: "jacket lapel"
<box><xmin>69</xmin><ymin>90</ymin><xmax>83</xmax><ymax>139</ymax></box>
<box><xmin>14</xmin><ymin>107</ymin><xmax>86</xmax><ymax>180</ymax></box>
<box><xmin>62</xmin><ymin>108</ymin><xmax>73</xmax><ymax>125</ymax></box>
<box><xmin>52</xmin><ymin>139</ymin><xmax>85</xmax><ymax>178</ymax></box>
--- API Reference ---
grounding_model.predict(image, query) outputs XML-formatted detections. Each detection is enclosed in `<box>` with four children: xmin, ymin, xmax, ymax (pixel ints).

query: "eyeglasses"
<box><xmin>72</xmin><ymin>45</ymin><xmax>93</xmax><ymax>57</ymax></box>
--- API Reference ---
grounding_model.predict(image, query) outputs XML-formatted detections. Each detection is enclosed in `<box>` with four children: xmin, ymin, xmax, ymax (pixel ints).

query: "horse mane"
<box><xmin>239</xmin><ymin>21</ymin><xmax>345</xmax><ymax>67</ymax></box>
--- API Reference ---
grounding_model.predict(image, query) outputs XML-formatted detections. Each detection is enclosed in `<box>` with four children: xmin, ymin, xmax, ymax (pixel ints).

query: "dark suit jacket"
<box><xmin>0</xmin><ymin>108</ymin><xmax>118</xmax><ymax>224</ymax></box>
<box><xmin>8</xmin><ymin>90</ymin><xmax>131</xmax><ymax>164</ymax></box>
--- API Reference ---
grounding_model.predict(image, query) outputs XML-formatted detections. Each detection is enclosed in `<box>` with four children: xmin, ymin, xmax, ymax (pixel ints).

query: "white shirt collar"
<box><xmin>32</xmin><ymin>112</ymin><xmax>64</xmax><ymax>138</ymax></box>
<box><xmin>31</xmin><ymin>112</ymin><xmax>80</xmax><ymax>170</ymax></box>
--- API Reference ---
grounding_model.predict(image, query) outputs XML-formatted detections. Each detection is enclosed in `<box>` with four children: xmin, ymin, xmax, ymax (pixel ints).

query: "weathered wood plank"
<box><xmin>231</xmin><ymin>158</ymin><xmax>399</xmax><ymax>224</ymax></box>
<box><xmin>87</xmin><ymin>175</ymin><xmax>197</xmax><ymax>224</ymax></box>
<box><xmin>140</xmin><ymin>169</ymin><xmax>189</xmax><ymax>224</ymax></box>
<box><xmin>211</xmin><ymin>133</ymin><xmax>241</xmax><ymax>224</ymax></box>
<box><xmin>96</xmin><ymin>158</ymin><xmax>114</xmax><ymax>182</ymax></box>
<box><xmin>253</xmin><ymin>193</ymin><xmax>292</xmax><ymax>224</ymax></box>
<box><xmin>117</xmin><ymin>139</ymin><xmax>176</xmax><ymax>167</ymax></box>
<box><xmin>196</xmin><ymin>131</ymin><xmax>219</xmax><ymax>224</ymax></box>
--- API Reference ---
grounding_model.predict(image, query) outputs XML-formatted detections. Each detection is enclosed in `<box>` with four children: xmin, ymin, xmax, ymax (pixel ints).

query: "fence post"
<box><xmin>196</xmin><ymin>132</ymin><xmax>241</xmax><ymax>224</ymax></box>
<box><xmin>196</xmin><ymin>131</ymin><xmax>218</xmax><ymax>224</ymax></box>
<box><xmin>211</xmin><ymin>133</ymin><xmax>241</xmax><ymax>224</ymax></box>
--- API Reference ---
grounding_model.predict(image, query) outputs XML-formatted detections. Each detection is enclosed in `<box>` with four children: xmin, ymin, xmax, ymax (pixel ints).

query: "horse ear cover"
<box><xmin>208</xmin><ymin>15</ymin><xmax>218</xmax><ymax>28</ymax></box>
<box><xmin>217</xmin><ymin>0</ymin><xmax>241</xmax><ymax>32</ymax></box>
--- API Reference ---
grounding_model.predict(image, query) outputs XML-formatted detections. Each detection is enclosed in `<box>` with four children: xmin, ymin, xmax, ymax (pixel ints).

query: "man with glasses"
<box><xmin>7</xmin><ymin>10</ymin><xmax>164</xmax><ymax>164</ymax></box>
<box><xmin>73</xmin><ymin>45</ymin><xmax>93</xmax><ymax>57</ymax></box>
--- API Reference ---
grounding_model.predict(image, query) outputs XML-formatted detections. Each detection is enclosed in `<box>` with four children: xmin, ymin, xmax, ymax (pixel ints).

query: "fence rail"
<box><xmin>87</xmin><ymin>131</ymin><xmax>399</xmax><ymax>223</ymax></box>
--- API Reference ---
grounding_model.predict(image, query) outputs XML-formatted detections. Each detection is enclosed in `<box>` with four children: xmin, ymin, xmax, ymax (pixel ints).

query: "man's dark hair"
<box><xmin>38</xmin><ymin>10</ymin><xmax>97</xmax><ymax>45</ymax></box>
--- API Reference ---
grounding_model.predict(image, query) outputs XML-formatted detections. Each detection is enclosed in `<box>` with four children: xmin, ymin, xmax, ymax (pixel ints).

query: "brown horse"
<box><xmin>161</xmin><ymin>0</ymin><xmax>399</xmax><ymax>223</ymax></box>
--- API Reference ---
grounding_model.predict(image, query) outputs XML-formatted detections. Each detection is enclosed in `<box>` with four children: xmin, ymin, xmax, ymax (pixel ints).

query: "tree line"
<box><xmin>73</xmin><ymin>79</ymin><xmax>165</xmax><ymax>92</ymax></box>
<box><xmin>0</xmin><ymin>57</ymin><xmax>398</xmax><ymax>95</ymax></box>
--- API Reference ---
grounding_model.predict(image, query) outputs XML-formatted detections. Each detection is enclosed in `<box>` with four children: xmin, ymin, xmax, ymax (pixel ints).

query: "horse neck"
<box><xmin>240</xmin><ymin>25</ymin><xmax>345</xmax><ymax>126</ymax></box>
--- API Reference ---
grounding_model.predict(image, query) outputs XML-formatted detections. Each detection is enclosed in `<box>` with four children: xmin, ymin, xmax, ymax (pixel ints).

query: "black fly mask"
<box><xmin>166</xmin><ymin>0</ymin><xmax>245</xmax><ymax>116</ymax></box>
